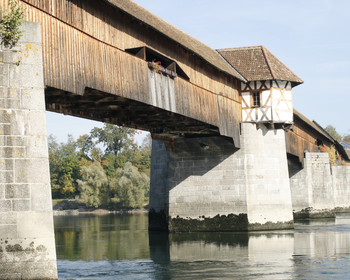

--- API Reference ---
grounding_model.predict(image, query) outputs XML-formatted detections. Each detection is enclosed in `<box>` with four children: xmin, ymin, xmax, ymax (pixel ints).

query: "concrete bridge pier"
<box><xmin>0</xmin><ymin>23</ymin><xmax>57</xmax><ymax>279</ymax></box>
<box><xmin>149</xmin><ymin>123</ymin><xmax>294</xmax><ymax>232</ymax></box>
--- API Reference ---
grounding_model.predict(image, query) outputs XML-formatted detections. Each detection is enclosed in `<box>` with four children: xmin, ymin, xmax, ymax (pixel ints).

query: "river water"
<box><xmin>54</xmin><ymin>213</ymin><xmax>350</xmax><ymax>279</ymax></box>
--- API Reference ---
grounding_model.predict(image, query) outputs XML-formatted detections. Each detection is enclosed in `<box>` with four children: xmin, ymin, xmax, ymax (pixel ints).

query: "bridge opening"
<box><xmin>44</xmin><ymin>86</ymin><xmax>229</xmax><ymax>211</ymax></box>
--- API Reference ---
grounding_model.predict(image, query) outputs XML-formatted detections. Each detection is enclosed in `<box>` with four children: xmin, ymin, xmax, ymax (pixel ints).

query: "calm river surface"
<box><xmin>54</xmin><ymin>213</ymin><xmax>350</xmax><ymax>279</ymax></box>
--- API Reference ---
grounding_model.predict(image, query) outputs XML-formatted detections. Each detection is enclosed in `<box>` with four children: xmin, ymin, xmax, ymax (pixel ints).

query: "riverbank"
<box><xmin>52</xmin><ymin>199</ymin><xmax>148</xmax><ymax>216</ymax></box>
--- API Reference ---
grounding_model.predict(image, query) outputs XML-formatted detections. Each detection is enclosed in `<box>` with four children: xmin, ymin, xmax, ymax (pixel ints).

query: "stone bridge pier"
<box><xmin>149</xmin><ymin>123</ymin><xmax>294</xmax><ymax>232</ymax></box>
<box><xmin>289</xmin><ymin>152</ymin><xmax>350</xmax><ymax>219</ymax></box>
<box><xmin>0</xmin><ymin>23</ymin><xmax>57</xmax><ymax>279</ymax></box>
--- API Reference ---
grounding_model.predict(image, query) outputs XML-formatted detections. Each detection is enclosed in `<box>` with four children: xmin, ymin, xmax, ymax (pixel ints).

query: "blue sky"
<box><xmin>47</xmin><ymin>0</ymin><xmax>349</xmax><ymax>142</ymax></box>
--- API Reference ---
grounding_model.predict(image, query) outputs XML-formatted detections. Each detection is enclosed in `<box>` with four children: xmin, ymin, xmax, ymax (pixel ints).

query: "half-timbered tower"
<box><xmin>218</xmin><ymin>46</ymin><xmax>303</xmax><ymax>127</ymax></box>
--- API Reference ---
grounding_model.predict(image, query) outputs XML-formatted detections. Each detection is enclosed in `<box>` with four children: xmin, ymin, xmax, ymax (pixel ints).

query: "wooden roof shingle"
<box><xmin>294</xmin><ymin>109</ymin><xmax>350</xmax><ymax>162</ymax></box>
<box><xmin>217</xmin><ymin>46</ymin><xmax>303</xmax><ymax>85</ymax></box>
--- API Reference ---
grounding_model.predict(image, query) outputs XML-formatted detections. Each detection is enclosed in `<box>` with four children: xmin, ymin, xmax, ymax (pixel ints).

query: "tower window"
<box><xmin>252</xmin><ymin>92</ymin><xmax>260</xmax><ymax>107</ymax></box>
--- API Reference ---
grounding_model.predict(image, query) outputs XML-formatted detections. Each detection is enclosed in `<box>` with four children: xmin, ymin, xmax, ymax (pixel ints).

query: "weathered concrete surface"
<box><xmin>149</xmin><ymin>136</ymin><xmax>248</xmax><ymax>231</ymax></box>
<box><xmin>333</xmin><ymin>166</ymin><xmax>350</xmax><ymax>213</ymax></box>
<box><xmin>0</xmin><ymin>23</ymin><xmax>57</xmax><ymax>279</ymax></box>
<box><xmin>242</xmin><ymin>123</ymin><xmax>293</xmax><ymax>228</ymax></box>
<box><xmin>289</xmin><ymin>152</ymin><xmax>350</xmax><ymax>219</ymax></box>
<box><xmin>289</xmin><ymin>153</ymin><xmax>335</xmax><ymax>219</ymax></box>
<box><xmin>149</xmin><ymin>123</ymin><xmax>294</xmax><ymax>232</ymax></box>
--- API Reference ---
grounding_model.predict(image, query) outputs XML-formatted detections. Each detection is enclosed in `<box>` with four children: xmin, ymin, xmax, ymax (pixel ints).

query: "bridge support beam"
<box><xmin>149</xmin><ymin>123</ymin><xmax>294</xmax><ymax>232</ymax></box>
<box><xmin>0</xmin><ymin>23</ymin><xmax>57</xmax><ymax>279</ymax></box>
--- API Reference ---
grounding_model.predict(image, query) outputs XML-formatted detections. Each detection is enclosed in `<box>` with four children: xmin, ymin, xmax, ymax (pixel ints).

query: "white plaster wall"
<box><xmin>240</xmin><ymin>80</ymin><xmax>293</xmax><ymax>124</ymax></box>
<box><xmin>272</xmin><ymin>80</ymin><xmax>292</xmax><ymax>89</ymax></box>
<box><xmin>261</xmin><ymin>90</ymin><xmax>271</xmax><ymax>105</ymax></box>
<box><xmin>241</xmin><ymin>92</ymin><xmax>250</xmax><ymax>107</ymax></box>
<box><xmin>271</xmin><ymin>88</ymin><xmax>293</xmax><ymax>123</ymax></box>
<box><xmin>241</xmin><ymin>92</ymin><xmax>252</xmax><ymax>122</ymax></box>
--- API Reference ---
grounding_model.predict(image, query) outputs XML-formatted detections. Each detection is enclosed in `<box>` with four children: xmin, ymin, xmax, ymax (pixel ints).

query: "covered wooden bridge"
<box><xmin>0</xmin><ymin>0</ymin><xmax>345</xmax><ymax>162</ymax></box>
<box><xmin>11</xmin><ymin>0</ymin><xmax>242</xmax><ymax>147</ymax></box>
<box><xmin>0</xmin><ymin>1</ymin><xmax>349</xmax><ymax>279</ymax></box>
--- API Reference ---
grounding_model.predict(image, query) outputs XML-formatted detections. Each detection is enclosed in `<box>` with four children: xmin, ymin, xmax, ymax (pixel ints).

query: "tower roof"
<box><xmin>217</xmin><ymin>46</ymin><xmax>303</xmax><ymax>86</ymax></box>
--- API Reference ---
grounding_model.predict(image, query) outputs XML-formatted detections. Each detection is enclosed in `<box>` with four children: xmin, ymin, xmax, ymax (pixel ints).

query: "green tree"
<box><xmin>101</xmin><ymin>153</ymin><xmax>119</xmax><ymax>178</ymax></box>
<box><xmin>128</xmin><ymin>148</ymin><xmax>151</xmax><ymax>175</ymax></box>
<box><xmin>49</xmin><ymin>135</ymin><xmax>82</xmax><ymax>198</ymax></box>
<box><xmin>90</xmin><ymin>124</ymin><xmax>135</xmax><ymax>156</ymax></box>
<box><xmin>109</xmin><ymin>162</ymin><xmax>150</xmax><ymax>208</ymax></box>
<box><xmin>90</xmin><ymin>124</ymin><xmax>136</xmax><ymax>174</ymax></box>
<box><xmin>100</xmin><ymin>142</ymin><xmax>151</xmax><ymax>177</ymax></box>
<box><xmin>77</xmin><ymin>162</ymin><xmax>109</xmax><ymax>208</ymax></box>
<box><xmin>111</xmin><ymin>132</ymin><xmax>152</xmax><ymax>175</ymax></box>
<box><xmin>48</xmin><ymin>126</ymin><xmax>152</xmax><ymax>209</ymax></box>
<box><xmin>325</xmin><ymin>125</ymin><xmax>342</xmax><ymax>142</ymax></box>
<box><xmin>132</xmin><ymin>133</ymin><xmax>152</xmax><ymax>175</ymax></box>
<box><xmin>76</xmin><ymin>134</ymin><xmax>94</xmax><ymax>158</ymax></box>
<box><xmin>76</xmin><ymin>133</ymin><xmax>105</xmax><ymax>162</ymax></box>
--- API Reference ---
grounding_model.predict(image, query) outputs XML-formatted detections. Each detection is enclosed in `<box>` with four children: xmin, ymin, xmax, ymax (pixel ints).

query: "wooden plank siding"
<box><xmin>20</xmin><ymin>0</ymin><xmax>240</xmax><ymax>99</ymax></box>
<box><xmin>3</xmin><ymin>0</ymin><xmax>241</xmax><ymax>146</ymax></box>
<box><xmin>286</xmin><ymin>113</ymin><xmax>335</xmax><ymax>163</ymax></box>
<box><xmin>17</xmin><ymin>0</ymin><xmax>240</xmax><ymax>101</ymax></box>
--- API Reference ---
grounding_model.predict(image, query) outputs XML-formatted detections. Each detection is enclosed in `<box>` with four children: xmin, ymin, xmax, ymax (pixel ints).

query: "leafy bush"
<box><xmin>109</xmin><ymin>162</ymin><xmax>150</xmax><ymax>208</ymax></box>
<box><xmin>0</xmin><ymin>0</ymin><xmax>25</xmax><ymax>47</ymax></box>
<box><xmin>77</xmin><ymin>162</ymin><xmax>109</xmax><ymax>208</ymax></box>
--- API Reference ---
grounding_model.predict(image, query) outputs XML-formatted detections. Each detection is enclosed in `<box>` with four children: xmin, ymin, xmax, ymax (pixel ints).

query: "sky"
<box><xmin>47</xmin><ymin>0</ymin><xmax>350</xmax><ymax>143</ymax></box>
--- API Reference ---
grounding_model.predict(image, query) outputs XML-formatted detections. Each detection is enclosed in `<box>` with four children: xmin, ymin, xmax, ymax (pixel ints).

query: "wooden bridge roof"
<box><xmin>104</xmin><ymin>0</ymin><xmax>245</xmax><ymax>81</ymax></box>
<box><xmin>217</xmin><ymin>46</ymin><xmax>304</xmax><ymax>85</ymax></box>
<box><xmin>288</xmin><ymin>109</ymin><xmax>350</xmax><ymax>163</ymax></box>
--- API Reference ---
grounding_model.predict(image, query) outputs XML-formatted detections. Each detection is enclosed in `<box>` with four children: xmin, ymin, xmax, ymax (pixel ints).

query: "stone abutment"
<box><xmin>0</xmin><ymin>23</ymin><xmax>57</xmax><ymax>279</ymax></box>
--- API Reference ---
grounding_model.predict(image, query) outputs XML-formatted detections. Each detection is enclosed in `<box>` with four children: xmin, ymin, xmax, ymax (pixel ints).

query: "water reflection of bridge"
<box><xmin>150</xmin><ymin>217</ymin><xmax>350</xmax><ymax>279</ymax></box>
<box><xmin>55</xmin><ymin>213</ymin><xmax>350</xmax><ymax>279</ymax></box>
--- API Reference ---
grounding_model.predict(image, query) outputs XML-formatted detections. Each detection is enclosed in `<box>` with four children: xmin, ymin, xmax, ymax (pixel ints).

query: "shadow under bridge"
<box><xmin>45</xmin><ymin>87</ymin><xmax>221</xmax><ymax>139</ymax></box>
